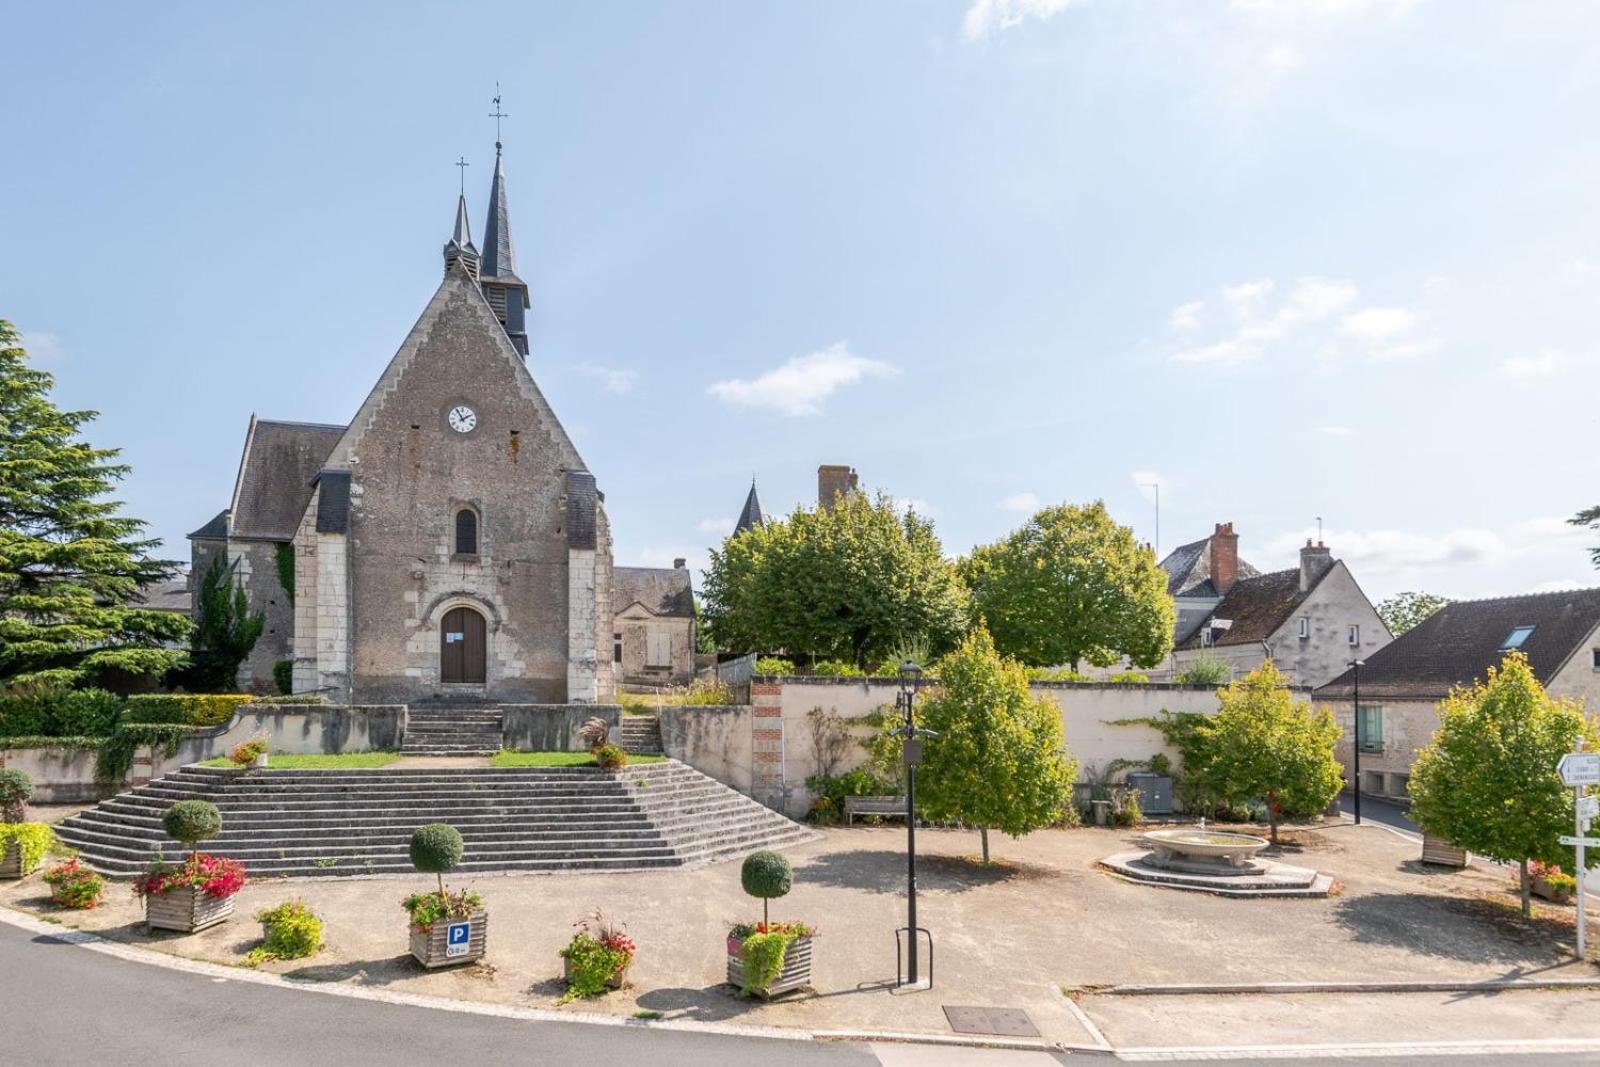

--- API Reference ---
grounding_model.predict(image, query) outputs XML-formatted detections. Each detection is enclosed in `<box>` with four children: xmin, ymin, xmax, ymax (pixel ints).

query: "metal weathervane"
<box><xmin>490</xmin><ymin>83</ymin><xmax>508</xmax><ymax>150</ymax></box>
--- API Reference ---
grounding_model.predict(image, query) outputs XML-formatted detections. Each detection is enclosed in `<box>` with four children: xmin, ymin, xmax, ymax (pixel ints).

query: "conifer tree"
<box><xmin>0</xmin><ymin>320</ymin><xmax>190</xmax><ymax>685</ymax></box>
<box><xmin>182</xmin><ymin>556</ymin><xmax>264</xmax><ymax>692</ymax></box>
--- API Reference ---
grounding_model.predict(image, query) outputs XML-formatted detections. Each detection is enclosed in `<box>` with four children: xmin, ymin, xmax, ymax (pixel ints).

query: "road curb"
<box><xmin>1076</xmin><ymin>976</ymin><xmax>1600</xmax><ymax>996</ymax></box>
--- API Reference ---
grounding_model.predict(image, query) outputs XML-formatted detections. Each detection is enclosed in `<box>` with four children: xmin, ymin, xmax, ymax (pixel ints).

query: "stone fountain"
<box><xmin>1100</xmin><ymin>824</ymin><xmax>1333</xmax><ymax>898</ymax></box>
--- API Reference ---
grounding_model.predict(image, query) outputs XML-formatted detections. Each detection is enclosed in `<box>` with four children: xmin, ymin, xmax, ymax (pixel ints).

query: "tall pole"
<box><xmin>902</xmin><ymin>677</ymin><xmax>919</xmax><ymax>985</ymax></box>
<box><xmin>1352</xmin><ymin>659</ymin><xmax>1363</xmax><ymax>826</ymax></box>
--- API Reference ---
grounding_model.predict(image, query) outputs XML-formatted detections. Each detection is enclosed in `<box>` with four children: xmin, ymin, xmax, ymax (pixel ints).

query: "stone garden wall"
<box><xmin>501</xmin><ymin>704</ymin><xmax>620</xmax><ymax>752</ymax></box>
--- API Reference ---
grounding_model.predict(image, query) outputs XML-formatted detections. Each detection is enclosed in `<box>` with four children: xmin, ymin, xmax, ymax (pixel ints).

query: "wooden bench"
<box><xmin>845</xmin><ymin>795</ymin><xmax>909</xmax><ymax>825</ymax></box>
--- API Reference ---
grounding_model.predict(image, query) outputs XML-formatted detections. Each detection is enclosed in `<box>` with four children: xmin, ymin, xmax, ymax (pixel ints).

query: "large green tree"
<box><xmin>700</xmin><ymin>492</ymin><xmax>969</xmax><ymax>667</ymax></box>
<box><xmin>962</xmin><ymin>502</ymin><xmax>1175</xmax><ymax>669</ymax></box>
<box><xmin>1376</xmin><ymin>591</ymin><xmax>1449</xmax><ymax>636</ymax></box>
<box><xmin>180</xmin><ymin>556</ymin><xmax>264</xmax><ymax>692</ymax></box>
<box><xmin>1195</xmin><ymin>661</ymin><xmax>1342</xmax><ymax>843</ymax></box>
<box><xmin>1409</xmin><ymin>652</ymin><xmax>1596</xmax><ymax>916</ymax></box>
<box><xmin>1570</xmin><ymin>505</ymin><xmax>1600</xmax><ymax>569</ymax></box>
<box><xmin>0</xmin><ymin>321</ymin><xmax>189</xmax><ymax>686</ymax></box>
<box><xmin>915</xmin><ymin>626</ymin><xmax>1077</xmax><ymax>862</ymax></box>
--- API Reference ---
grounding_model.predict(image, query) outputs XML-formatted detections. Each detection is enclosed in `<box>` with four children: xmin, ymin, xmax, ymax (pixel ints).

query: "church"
<box><xmin>187</xmin><ymin>138</ymin><xmax>654</xmax><ymax>705</ymax></box>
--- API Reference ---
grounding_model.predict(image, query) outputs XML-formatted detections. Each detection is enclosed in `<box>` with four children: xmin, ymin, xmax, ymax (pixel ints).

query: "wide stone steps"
<box><xmin>57</xmin><ymin>759</ymin><xmax>817</xmax><ymax>879</ymax></box>
<box><xmin>620</xmin><ymin>715</ymin><xmax>664</xmax><ymax>755</ymax></box>
<box><xmin>400</xmin><ymin>706</ymin><xmax>504</xmax><ymax>757</ymax></box>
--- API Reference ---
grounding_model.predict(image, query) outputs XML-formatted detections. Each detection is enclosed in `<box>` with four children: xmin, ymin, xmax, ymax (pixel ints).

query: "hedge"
<box><xmin>124</xmin><ymin>694</ymin><xmax>254</xmax><ymax>727</ymax></box>
<box><xmin>0</xmin><ymin>688</ymin><xmax>124</xmax><ymax>739</ymax></box>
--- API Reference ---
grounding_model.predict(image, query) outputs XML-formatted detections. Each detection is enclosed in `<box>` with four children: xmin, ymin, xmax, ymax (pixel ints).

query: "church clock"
<box><xmin>447</xmin><ymin>405</ymin><xmax>478</xmax><ymax>433</ymax></box>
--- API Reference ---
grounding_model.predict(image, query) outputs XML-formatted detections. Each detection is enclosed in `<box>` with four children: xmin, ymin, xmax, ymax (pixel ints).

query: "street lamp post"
<box><xmin>1348</xmin><ymin>658</ymin><xmax>1365</xmax><ymax>826</ymax></box>
<box><xmin>898</xmin><ymin>659</ymin><xmax>923</xmax><ymax>986</ymax></box>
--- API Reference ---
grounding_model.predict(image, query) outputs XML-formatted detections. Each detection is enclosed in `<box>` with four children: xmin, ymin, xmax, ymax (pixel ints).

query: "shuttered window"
<box><xmin>646</xmin><ymin>630</ymin><xmax>671</xmax><ymax>668</ymax></box>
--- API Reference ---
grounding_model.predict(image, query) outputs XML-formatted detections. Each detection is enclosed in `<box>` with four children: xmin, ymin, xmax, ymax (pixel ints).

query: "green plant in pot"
<box><xmin>136</xmin><ymin>800</ymin><xmax>246</xmax><ymax>932</ymax></box>
<box><xmin>558</xmin><ymin>908</ymin><xmax>635</xmax><ymax>1002</ymax></box>
<box><xmin>0</xmin><ymin>769</ymin><xmax>54</xmax><ymax>880</ymax></box>
<box><xmin>402</xmin><ymin>823</ymin><xmax>485</xmax><ymax>968</ymax></box>
<box><xmin>1</xmin><ymin>769</ymin><xmax>33</xmax><ymax>824</ymax></box>
<box><xmin>726</xmin><ymin>850</ymin><xmax>814</xmax><ymax>998</ymax></box>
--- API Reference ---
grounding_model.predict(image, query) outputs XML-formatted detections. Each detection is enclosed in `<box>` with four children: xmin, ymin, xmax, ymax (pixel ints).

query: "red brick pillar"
<box><xmin>751</xmin><ymin>682</ymin><xmax>786</xmax><ymax>811</ymax></box>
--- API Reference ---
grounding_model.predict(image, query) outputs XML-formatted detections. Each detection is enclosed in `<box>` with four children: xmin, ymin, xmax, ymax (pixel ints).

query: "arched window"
<box><xmin>454</xmin><ymin>507</ymin><xmax>479</xmax><ymax>556</ymax></box>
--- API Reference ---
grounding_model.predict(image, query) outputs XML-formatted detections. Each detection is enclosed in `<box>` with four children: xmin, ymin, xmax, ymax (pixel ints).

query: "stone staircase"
<box><xmin>620</xmin><ymin>715</ymin><xmax>663</xmax><ymax>755</ymax></box>
<box><xmin>400</xmin><ymin>705</ymin><xmax>503</xmax><ymax>757</ymax></box>
<box><xmin>54</xmin><ymin>760</ymin><xmax>817</xmax><ymax>880</ymax></box>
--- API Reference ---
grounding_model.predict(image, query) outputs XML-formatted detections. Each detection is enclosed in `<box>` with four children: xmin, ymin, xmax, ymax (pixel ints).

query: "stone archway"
<box><xmin>440</xmin><ymin>605</ymin><xmax>487</xmax><ymax>684</ymax></box>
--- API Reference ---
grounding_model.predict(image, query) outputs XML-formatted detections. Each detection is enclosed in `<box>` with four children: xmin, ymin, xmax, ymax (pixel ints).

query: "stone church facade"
<box><xmin>190</xmin><ymin>147</ymin><xmax>613</xmax><ymax>705</ymax></box>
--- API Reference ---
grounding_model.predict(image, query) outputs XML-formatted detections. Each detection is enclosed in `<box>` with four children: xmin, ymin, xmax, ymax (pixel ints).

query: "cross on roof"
<box><xmin>455</xmin><ymin>156</ymin><xmax>469</xmax><ymax>195</ymax></box>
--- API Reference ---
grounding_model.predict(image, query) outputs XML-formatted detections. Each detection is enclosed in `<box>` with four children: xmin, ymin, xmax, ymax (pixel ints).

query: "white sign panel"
<box><xmin>1580</xmin><ymin>795</ymin><xmax>1600</xmax><ymax>820</ymax></box>
<box><xmin>1560</xmin><ymin>835</ymin><xmax>1600</xmax><ymax>848</ymax></box>
<box><xmin>1559</xmin><ymin>752</ymin><xmax>1600</xmax><ymax>786</ymax></box>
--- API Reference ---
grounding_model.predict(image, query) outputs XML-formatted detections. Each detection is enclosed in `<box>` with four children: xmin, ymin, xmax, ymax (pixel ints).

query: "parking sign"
<box><xmin>445</xmin><ymin>920</ymin><xmax>471</xmax><ymax>957</ymax></box>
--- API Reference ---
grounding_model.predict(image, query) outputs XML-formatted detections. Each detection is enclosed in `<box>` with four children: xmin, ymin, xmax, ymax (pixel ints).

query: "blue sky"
<box><xmin>4</xmin><ymin>0</ymin><xmax>1598</xmax><ymax>602</ymax></box>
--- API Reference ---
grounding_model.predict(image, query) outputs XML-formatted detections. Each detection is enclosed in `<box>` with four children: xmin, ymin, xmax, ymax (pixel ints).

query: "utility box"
<box><xmin>1126</xmin><ymin>772</ymin><xmax>1174</xmax><ymax>815</ymax></box>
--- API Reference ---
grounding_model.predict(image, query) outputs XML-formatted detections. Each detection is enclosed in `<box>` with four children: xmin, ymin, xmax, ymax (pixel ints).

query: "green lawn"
<box><xmin>491</xmin><ymin>750</ymin><xmax>667</xmax><ymax>768</ymax></box>
<box><xmin>197</xmin><ymin>751</ymin><xmax>400</xmax><ymax>769</ymax></box>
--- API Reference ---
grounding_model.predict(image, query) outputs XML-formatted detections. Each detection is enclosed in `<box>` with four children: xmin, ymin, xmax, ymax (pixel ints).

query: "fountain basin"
<box><xmin>1139</xmin><ymin>829</ymin><xmax>1270</xmax><ymax>875</ymax></box>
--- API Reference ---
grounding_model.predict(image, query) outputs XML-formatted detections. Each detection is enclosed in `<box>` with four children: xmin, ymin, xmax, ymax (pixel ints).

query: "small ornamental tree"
<box><xmin>0</xmin><ymin>320</ymin><xmax>191</xmax><ymax>686</ymax></box>
<box><xmin>963</xmin><ymin>502</ymin><xmax>1175</xmax><ymax>670</ymax></box>
<box><xmin>0</xmin><ymin>769</ymin><xmax>32</xmax><ymax>823</ymax></box>
<box><xmin>1194</xmin><ymin>662</ymin><xmax>1341</xmax><ymax>843</ymax></box>
<box><xmin>1410</xmin><ymin>652</ymin><xmax>1597</xmax><ymax>917</ymax></box>
<box><xmin>411</xmin><ymin>823</ymin><xmax>465</xmax><ymax>896</ymax></box>
<box><xmin>163</xmin><ymin>799</ymin><xmax>222</xmax><ymax>862</ymax></box>
<box><xmin>915</xmin><ymin>626</ymin><xmax>1077</xmax><ymax>863</ymax></box>
<box><xmin>741</xmin><ymin>849</ymin><xmax>793</xmax><ymax>928</ymax></box>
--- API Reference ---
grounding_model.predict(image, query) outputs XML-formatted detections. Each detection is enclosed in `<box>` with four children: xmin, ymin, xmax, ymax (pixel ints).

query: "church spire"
<box><xmin>735</xmin><ymin>479</ymin><xmax>769</xmax><ymax>535</ymax></box>
<box><xmin>478</xmin><ymin>85</ymin><xmax>531</xmax><ymax>358</ymax></box>
<box><xmin>443</xmin><ymin>157</ymin><xmax>479</xmax><ymax>280</ymax></box>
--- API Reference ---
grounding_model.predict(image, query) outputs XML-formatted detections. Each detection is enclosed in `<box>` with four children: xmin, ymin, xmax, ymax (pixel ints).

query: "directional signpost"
<box><xmin>1558</xmin><ymin>750</ymin><xmax>1600</xmax><ymax>958</ymax></box>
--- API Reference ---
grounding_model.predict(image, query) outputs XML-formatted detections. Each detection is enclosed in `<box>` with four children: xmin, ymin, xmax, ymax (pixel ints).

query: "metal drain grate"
<box><xmin>942</xmin><ymin>1005</ymin><xmax>1040</xmax><ymax>1037</ymax></box>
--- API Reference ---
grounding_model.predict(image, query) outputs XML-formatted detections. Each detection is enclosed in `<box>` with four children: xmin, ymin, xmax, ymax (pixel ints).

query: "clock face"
<box><xmin>447</xmin><ymin>405</ymin><xmax>477</xmax><ymax>434</ymax></box>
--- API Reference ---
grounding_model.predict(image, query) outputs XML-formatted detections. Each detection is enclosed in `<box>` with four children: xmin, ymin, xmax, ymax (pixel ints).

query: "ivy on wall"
<box><xmin>275</xmin><ymin>542</ymin><xmax>296</xmax><ymax>605</ymax></box>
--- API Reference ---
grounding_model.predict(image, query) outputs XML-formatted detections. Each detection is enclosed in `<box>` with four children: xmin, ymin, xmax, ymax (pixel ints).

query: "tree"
<box><xmin>915</xmin><ymin>626</ymin><xmax>1077</xmax><ymax>863</ymax></box>
<box><xmin>1195</xmin><ymin>661</ymin><xmax>1342</xmax><ymax>843</ymax></box>
<box><xmin>962</xmin><ymin>502</ymin><xmax>1175</xmax><ymax>669</ymax></box>
<box><xmin>1570</xmin><ymin>505</ymin><xmax>1600</xmax><ymax>569</ymax></box>
<box><xmin>0</xmin><ymin>321</ymin><xmax>189</xmax><ymax>686</ymax></box>
<box><xmin>700</xmin><ymin>492</ymin><xmax>970</xmax><ymax>667</ymax></box>
<box><xmin>1377</xmin><ymin>591</ymin><xmax>1449</xmax><ymax>636</ymax></box>
<box><xmin>181</xmin><ymin>556</ymin><xmax>263</xmax><ymax>692</ymax></box>
<box><xmin>1409</xmin><ymin>652</ymin><xmax>1596</xmax><ymax>917</ymax></box>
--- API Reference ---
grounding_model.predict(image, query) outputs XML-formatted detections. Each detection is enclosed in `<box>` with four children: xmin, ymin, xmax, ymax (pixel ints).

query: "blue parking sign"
<box><xmin>445</xmin><ymin>920</ymin><xmax>471</xmax><ymax>957</ymax></box>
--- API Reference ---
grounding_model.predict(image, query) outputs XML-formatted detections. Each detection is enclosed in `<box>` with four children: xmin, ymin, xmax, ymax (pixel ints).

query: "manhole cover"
<box><xmin>942</xmin><ymin>1005</ymin><xmax>1040</xmax><ymax>1037</ymax></box>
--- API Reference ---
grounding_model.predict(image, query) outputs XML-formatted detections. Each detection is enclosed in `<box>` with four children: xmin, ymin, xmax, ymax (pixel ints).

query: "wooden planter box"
<box><xmin>409</xmin><ymin>910</ymin><xmax>488</xmax><ymax>968</ymax></box>
<box><xmin>1421</xmin><ymin>834</ymin><xmax>1470</xmax><ymax>868</ymax></box>
<box><xmin>1533</xmin><ymin>877</ymin><xmax>1575</xmax><ymax>905</ymax></box>
<box><xmin>726</xmin><ymin>934</ymin><xmax>813</xmax><ymax>998</ymax></box>
<box><xmin>563</xmin><ymin>953</ymin><xmax>631</xmax><ymax>991</ymax></box>
<box><xmin>0</xmin><ymin>840</ymin><xmax>25</xmax><ymax>880</ymax></box>
<box><xmin>145</xmin><ymin>886</ymin><xmax>235</xmax><ymax>933</ymax></box>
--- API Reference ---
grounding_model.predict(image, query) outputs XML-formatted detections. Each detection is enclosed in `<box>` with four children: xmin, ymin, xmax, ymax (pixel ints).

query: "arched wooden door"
<box><xmin>440</xmin><ymin>606</ymin><xmax>486</xmax><ymax>684</ymax></box>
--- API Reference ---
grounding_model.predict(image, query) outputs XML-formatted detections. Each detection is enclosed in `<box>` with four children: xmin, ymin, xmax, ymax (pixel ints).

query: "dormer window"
<box><xmin>454</xmin><ymin>507</ymin><xmax>479</xmax><ymax>556</ymax></box>
<box><xmin>1502</xmin><ymin>625</ymin><xmax>1535</xmax><ymax>651</ymax></box>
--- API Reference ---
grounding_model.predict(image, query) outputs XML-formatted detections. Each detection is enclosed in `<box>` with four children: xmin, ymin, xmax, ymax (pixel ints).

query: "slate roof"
<box><xmin>735</xmin><ymin>481</ymin><xmax>768</xmax><ymax>534</ymax></box>
<box><xmin>135</xmin><ymin>577</ymin><xmax>192</xmax><ymax>614</ymax></box>
<box><xmin>481</xmin><ymin>152</ymin><xmax>518</xmax><ymax>281</ymax></box>
<box><xmin>1317</xmin><ymin>587</ymin><xmax>1600</xmax><ymax>700</ymax></box>
<box><xmin>1175</xmin><ymin>568</ymin><xmax>1321</xmax><ymax>650</ymax></box>
<box><xmin>187</xmin><ymin>509</ymin><xmax>230</xmax><ymax>541</ymax></box>
<box><xmin>1159</xmin><ymin>536</ymin><xmax>1261</xmax><ymax>598</ymax></box>
<box><xmin>613</xmin><ymin>566</ymin><xmax>694</xmax><ymax>619</ymax></box>
<box><xmin>229</xmin><ymin>419</ymin><xmax>345</xmax><ymax>540</ymax></box>
<box><xmin>565</xmin><ymin>470</ymin><xmax>598</xmax><ymax>551</ymax></box>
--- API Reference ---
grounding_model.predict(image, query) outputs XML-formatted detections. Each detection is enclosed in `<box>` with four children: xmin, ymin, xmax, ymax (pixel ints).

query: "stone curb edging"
<box><xmin>0</xmin><ymin>905</ymin><xmax>1065</xmax><ymax>1054</ymax></box>
<box><xmin>1075</xmin><ymin>977</ymin><xmax>1600</xmax><ymax>996</ymax></box>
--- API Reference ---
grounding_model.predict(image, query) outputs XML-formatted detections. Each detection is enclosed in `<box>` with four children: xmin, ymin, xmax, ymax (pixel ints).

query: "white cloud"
<box><xmin>1172</xmin><ymin>276</ymin><xmax>1357</xmax><ymax>366</ymax></box>
<box><xmin>998</xmin><ymin>491</ymin><xmax>1041</xmax><ymax>514</ymax></box>
<box><xmin>1500</xmin><ymin>349</ymin><xmax>1596</xmax><ymax>381</ymax></box>
<box><xmin>1231</xmin><ymin>0</ymin><xmax>1423</xmax><ymax>16</ymax></box>
<box><xmin>1533</xmin><ymin>578</ymin><xmax>1589</xmax><ymax>593</ymax></box>
<box><xmin>1268</xmin><ymin>525</ymin><xmax>1504</xmax><ymax>574</ymax></box>
<box><xmin>576</xmin><ymin>363</ymin><xmax>637</xmax><ymax>394</ymax></box>
<box><xmin>708</xmin><ymin>342</ymin><xmax>896</xmax><ymax>417</ymax></box>
<box><xmin>1422</xmin><ymin>276</ymin><xmax>1451</xmax><ymax>296</ymax></box>
<box><xmin>18</xmin><ymin>331</ymin><xmax>65</xmax><ymax>363</ymax></box>
<box><xmin>1573</xmin><ymin>258</ymin><xmax>1594</xmax><ymax>273</ymax></box>
<box><xmin>697</xmin><ymin>517</ymin><xmax>735</xmax><ymax>535</ymax></box>
<box><xmin>634</xmin><ymin>545</ymin><xmax>708</xmax><ymax>576</ymax></box>
<box><xmin>1130</xmin><ymin>471</ymin><xmax>1171</xmax><ymax>501</ymax></box>
<box><xmin>961</xmin><ymin>0</ymin><xmax>1084</xmax><ymax>41</ymax></box>
<box><xmin>1170</xmin><ymin>300</ymin><xmax>1205</xmax><ymax>331</ymax></box>
<box><xmin>1263</xmin><ymin>44</ymin><xmax>1305</xmax><ymax>69</ymax></box>
<box><xmin>1223</xmin><ymin>278</ymin><xmax>1276</xmax><ymax>308</ymax></box>
<box><xmin>1342</xmin><ymin>307</ymin><xmax>1417</xmax><ymax>341</ymax></box>
<box><xmin>893</xmin><ymin>497</ymin><xmax>936</xmax><ymax>517</ymax></box>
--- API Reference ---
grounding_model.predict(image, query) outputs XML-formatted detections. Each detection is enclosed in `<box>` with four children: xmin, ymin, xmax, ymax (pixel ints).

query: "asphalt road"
<box><xmin>1339</xmin><ymin>788</ymin><xmax>1418</xmax><ymax>831</ymax></box>
<box><xmin>5</xmin><ymin>919</ymin><xmax>1596</xmax><ymax>1066</ymax></box>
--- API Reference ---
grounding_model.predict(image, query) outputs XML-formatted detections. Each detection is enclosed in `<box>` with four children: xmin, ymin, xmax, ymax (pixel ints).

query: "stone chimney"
<box><xmin>1299</xmin><ymin>539</ymin><xmax>1333</xmax><ymax>592</ymax></box>
<box><xmin>1210</xmin><ymin>522</ymin><xmax>1240</xmax><ymax>594</ymax></box>
<box><xmin>673</xmin><ymin>557</ymin><xmax>687</xmax><ymax>569</ymax></box>
<box><xmin>818</xmin><ymin>465</ymin><xmax>859</xmax><ymax>510</ymax></box>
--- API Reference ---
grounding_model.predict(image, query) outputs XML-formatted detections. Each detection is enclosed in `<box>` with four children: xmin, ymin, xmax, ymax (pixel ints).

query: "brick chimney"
<box><xmin>1299</xmin><ymin>538</ymin><xmax>1333</xmax><ymax>592</ymax></box>
<box><xmin>1210</xmin><ymin>522</ymin><xmax>1240</xmax><ymax>594</ymax></box>
<box><xmin>818</xmin><ymin>465</ymin><xmax>859</xmax><ymax>510</ymax></box>
<box><xmin>673</xmin><ymin>557</ymin><xmax>686</xmax><ymax>570</ymax></box>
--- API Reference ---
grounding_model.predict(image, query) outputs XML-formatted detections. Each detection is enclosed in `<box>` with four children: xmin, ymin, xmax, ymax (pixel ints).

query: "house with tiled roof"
<box><xmin>1159</xmin><ymin>523</ymin><xmax>1390</xmax><ymax>688</ymax></box>
<box><xmin>612</xmin><ymin>562</ymin><xmax>696</xmax><ymax>685</ymax></box>
<box><xmin>1315</xmin><ymin>587</ymin><xmax>1600</xmax><ymax>800</ymax></box>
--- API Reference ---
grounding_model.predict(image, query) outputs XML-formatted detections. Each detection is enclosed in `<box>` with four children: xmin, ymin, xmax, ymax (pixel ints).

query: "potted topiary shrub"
<box><xmin>726</xmin><ymin>850</ymin><xmax>813</xmax><ymax>998</ymax></box>
<box><xmin>136</xmin><ymin>799</ymin><xmax>246</xmax><ymax>932</ymax></box>
<box><xmin>1</xmin><ymin>768</ymin><xmax>32</xmax><ymax>824</ymax></box>
<box><xmin>558</xmin><ymin>908</ymin><xmax>635</xmax><ymax>1002</ymax></box>
<box><xmin>42</xmin><ymin>858</ymin><xmax>104</xmax><ymax>909</ymax></box>
<box><xmin>402</xmin><ymin>823</ymin><xmax>486</xmax><ymax>967</ymax></box>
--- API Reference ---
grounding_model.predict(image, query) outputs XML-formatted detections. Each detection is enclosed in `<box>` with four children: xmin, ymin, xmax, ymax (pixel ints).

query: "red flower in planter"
<box><xmin>135</xmin><ymin>854</ymin><xmax>247</xmax><ymax>899</ymax></box>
